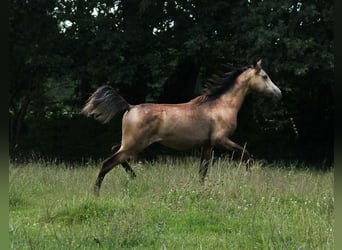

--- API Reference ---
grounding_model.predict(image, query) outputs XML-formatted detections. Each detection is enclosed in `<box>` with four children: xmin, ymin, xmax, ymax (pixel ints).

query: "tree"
<box><xmin>9</xmin><ymin>0</ymin><xmax>65</xmax><ymax>147</ymax></box>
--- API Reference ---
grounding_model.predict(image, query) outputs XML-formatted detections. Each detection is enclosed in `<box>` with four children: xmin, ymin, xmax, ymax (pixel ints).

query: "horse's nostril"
<box><xmin>274</xmin><ymin>91</ymin><xmax>282</xmax><ymax>101</ymax></box>
<box><xmin>278</xmin><ymin>90</ymin><xmax>282</xmax><ymax>99</ymax></box>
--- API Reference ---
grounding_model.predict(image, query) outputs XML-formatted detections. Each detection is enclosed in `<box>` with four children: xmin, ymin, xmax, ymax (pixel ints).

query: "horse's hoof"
<box><xmin>93</xmin><ymin>186</ymin><xmax>100</xmax><ymax>196</ymax></box>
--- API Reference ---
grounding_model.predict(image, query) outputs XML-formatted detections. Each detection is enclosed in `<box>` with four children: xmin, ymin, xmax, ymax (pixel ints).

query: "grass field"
<box><xmin>9</xmin><ymin>157</ymin><xmax>333</xmax><ymax>249</ymax></box>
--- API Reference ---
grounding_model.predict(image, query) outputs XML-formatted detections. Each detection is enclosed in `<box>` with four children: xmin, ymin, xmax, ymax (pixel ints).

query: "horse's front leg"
<box><xmin>199</xmin><ymin>146</ymin><xmax>213</xmax><ymax>184</ymax></box>
<box><xmin>218</xmin><ymin>138</ymin><xmax>252</xmax><ymax>170</ymax></box>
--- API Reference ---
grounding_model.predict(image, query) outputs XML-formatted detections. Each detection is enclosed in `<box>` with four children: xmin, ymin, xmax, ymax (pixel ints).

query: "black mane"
<box><xmin>205</xmin><ymin>65</ymin><xmax>251</xmax><ymax>99</ymax></box>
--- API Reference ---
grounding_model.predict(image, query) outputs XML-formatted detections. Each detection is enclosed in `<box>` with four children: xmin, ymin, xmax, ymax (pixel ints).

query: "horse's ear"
<box><xmin>253</xmin><ymin>59</ymin><xmax>262</xmax><ymax>72</ymax></box>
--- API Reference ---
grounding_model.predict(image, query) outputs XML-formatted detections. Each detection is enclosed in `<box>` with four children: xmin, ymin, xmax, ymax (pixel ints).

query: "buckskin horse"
<box><xmin>81</xmin><ymin>59</ymin><xmax>282</xmax><ymax>195</ymax></box>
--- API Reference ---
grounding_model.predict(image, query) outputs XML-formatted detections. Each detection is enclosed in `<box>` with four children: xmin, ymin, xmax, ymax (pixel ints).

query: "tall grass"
<box><xmin>9</xmin><ymin>158</ymin><xmax>333</xmax><ymax>249</ymax></box>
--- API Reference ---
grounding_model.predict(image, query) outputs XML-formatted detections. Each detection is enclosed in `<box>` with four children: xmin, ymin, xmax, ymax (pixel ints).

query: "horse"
<box><xmin>81</xmin><ymin>59</ymin><xmax>282</xmax><ymax>195</ymax></box>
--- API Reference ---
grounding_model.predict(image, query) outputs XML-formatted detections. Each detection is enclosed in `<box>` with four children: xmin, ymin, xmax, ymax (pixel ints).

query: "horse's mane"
<box><xmin>190</xmin><ymin>64</ymin><xmax>251</xmax><ymax>104</ymax></box>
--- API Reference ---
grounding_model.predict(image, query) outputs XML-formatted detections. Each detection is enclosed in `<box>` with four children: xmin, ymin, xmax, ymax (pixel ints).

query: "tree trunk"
<box><xmin>9</xmin><ymin>96</ymin><xmax>30</xmax><ymax>148</ymax></box>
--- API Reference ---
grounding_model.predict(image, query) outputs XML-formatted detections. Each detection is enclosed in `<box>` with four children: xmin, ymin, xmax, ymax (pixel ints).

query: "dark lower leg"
<box><xmin>94</xmin><ymin>175</ymin><xmax>105</xmax><ymax>195</ymax></box>
<box><xmin>199</xmin><ymin>160</ymin><xmax>210</xmax><ymax>184</ymax></box>
<box><xmin>244</xmin><ymin>158</ymin><xmax>254</xmax><ymax>171</ymax></box>
<box><xmin>199</xmin><ymin>146</ymin><xmax>213</xmax><ymax>184</ymax></box>
<box><xmin>94</xmin><ymin>153</ymin><xmax>123</xmax><ymax>195</ymax></box>
<box><xmin>121</xmin><ymin>161</ymin><xmax>136</xmax><ymax>178</ymax></box>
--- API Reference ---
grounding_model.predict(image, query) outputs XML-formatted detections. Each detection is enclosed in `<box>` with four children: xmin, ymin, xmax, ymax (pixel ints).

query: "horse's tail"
<box><xmin>81</xmin><ymin>85</ymin><xmax>131</xmax><ymax>124</ymax></box>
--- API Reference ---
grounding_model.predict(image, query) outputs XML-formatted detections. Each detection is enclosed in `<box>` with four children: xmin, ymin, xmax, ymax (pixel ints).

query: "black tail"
<box><xmin>81</xmin><ymin>86</ymin><xmax>130</xmax><ymax>124</ymax></box>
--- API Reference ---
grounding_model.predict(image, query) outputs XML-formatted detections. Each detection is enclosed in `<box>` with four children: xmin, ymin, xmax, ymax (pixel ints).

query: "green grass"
<box><xmin>9</xmin><ymin>157</ymin><xmax>333</xmax><ymax>249</ymax></box>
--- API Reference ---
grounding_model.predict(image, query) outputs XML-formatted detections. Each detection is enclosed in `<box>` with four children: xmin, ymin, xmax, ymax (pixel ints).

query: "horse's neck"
<box><xmin>218</xmin><ymin>81</ymin><xmax>249</xmax><ymax>113</ymax></box>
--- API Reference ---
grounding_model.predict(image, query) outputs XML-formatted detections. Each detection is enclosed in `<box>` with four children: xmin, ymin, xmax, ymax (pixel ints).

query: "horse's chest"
<box><xmin>213</xmin><ymin>115</ymin><xmax>237</xmax><ymax>136</ymax></box>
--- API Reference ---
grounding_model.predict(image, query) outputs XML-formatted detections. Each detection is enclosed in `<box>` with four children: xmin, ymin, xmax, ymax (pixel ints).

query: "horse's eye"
<box><xmin>262</xmin><ymin>75</ymin><xmax>268</xmax><ymax>80</ymax></box>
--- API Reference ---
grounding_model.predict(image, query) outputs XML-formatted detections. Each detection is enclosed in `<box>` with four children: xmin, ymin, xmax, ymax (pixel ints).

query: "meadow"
<box><xmin>9</xmin><ymin>157</ymin><xmax>333</xmax><ymax>249</ymax></box>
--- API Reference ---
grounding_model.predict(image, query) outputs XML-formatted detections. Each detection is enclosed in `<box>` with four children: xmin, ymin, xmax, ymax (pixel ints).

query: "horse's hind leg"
<box><xmin>199</xmin><ymin>146</ymin><xmax>213</xmax><ymax>184</ymax></box>
<box><xmin>121</xmin><ymin>161</ymin><xmax>136</xmax><ymax>178</ymax></box>
<box><xmin>94</xmin><ymin>150</ymin><xmax>129</xmax><ymax>195</ymax></box>
<box><xmin>111</xmin><ymin>144</ymin><xmax>121</xmax><ymax>152</ymax></box>
<box><xmin>111</xmin><ymin>144</ymin><xmax>136</xmax><ymax>178</ymax></box>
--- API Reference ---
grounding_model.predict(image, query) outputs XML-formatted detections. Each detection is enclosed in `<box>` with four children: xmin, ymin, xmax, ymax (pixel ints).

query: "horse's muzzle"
<box><xmin>272</xmin><ymin>89</ymin><xmax>282</xmax><ymax>101</ymax></box>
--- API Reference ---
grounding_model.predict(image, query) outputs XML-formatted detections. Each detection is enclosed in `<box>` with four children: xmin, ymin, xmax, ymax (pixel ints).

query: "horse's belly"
<box><xmin>159</xmin><ymin>139</ymin><xmax>202</xmax><ymax>150</ymax></box>
<box><xmin>159</xmin><ymin>130</ymin><xmax>209</xmax><ymax>150</ymax></box>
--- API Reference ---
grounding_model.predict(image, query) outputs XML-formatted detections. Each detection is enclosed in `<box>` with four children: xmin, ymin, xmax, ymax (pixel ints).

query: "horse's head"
<box><xmin>247</xmin><ymin>59</ymin><xmax>282</xmax><ymax>100</ymax></box>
